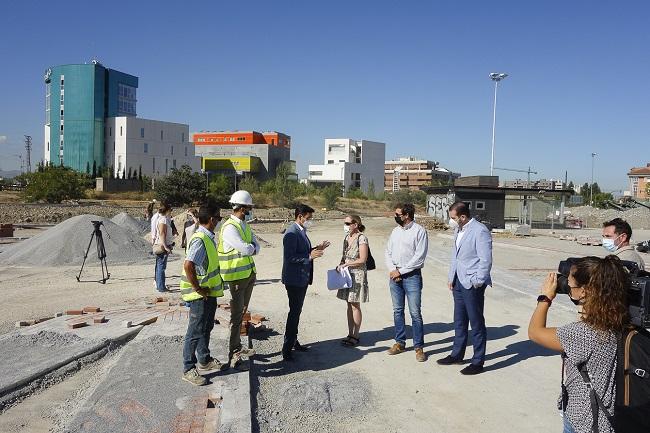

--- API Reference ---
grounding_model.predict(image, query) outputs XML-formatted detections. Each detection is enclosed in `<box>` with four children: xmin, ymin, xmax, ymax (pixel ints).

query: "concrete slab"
<box><xmin>0</xmin><ymin>312</ymin><xmax>143</xmax><ymax>411</ymax></box>
<box><xmin>64</xmin><ymin>317</ymin><xmax>251</xmax><ymax>433</ymax></box>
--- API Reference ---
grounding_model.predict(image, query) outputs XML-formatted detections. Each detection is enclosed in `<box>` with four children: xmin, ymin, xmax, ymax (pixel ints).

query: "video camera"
<box><xmin>556</xmin><ymin>258</ymin><xmax>650</xmax><ymax>328</ymax></box>
<box><xmin>91</xmin><ymin>220</ymin><xmax>103</xmax><ymax>228</ymax></box>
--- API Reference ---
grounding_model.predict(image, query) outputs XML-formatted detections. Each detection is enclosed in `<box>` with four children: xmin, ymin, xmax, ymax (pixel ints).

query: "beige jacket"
<box><xmin>614</xmin><ymin>245</ymin><xmax>646</xmax><ymax>271</ymax></box>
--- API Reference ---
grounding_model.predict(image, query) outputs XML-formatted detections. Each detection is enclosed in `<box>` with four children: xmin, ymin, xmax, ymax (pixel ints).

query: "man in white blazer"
<box><xmin>437</xmin><ymin>201</ymin><xmax>492</xmax><ymax>375</ymax></box>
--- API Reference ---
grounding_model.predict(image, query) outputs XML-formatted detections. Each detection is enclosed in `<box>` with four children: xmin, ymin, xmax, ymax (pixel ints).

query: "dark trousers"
<box><xmin>182</xmin><ymin>297</ymin><xmax>217</xmax><ymax>372</ymax></box>
<box><xmin>451</xmin><ymin>277</ymin><xmax>487</xmax><ymax>366</ymax></box>
<box><xmin>282</xmin><ymin>285</ymin><xmax>308</xmax><ymax>354</ymax></box>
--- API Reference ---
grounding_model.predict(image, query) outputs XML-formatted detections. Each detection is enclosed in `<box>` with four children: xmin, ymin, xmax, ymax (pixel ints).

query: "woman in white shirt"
<box><xmin>153</xmin><ymin>202</ymin><xmax>174</xmax><ymax>292</ymax></box>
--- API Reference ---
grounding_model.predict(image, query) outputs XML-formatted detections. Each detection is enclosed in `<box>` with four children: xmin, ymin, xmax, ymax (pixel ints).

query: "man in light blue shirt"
<box><xmin>384</xmin><ymin>203</ymin><xmax>429</xmax><ymax>362</ymax></box>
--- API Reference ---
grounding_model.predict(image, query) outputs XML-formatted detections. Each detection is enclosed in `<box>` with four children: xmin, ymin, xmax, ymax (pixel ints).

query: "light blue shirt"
<box><xmin>185</xmin><ymin>225</ymin><xmax>216</xmax><ymax>275</ymax></box>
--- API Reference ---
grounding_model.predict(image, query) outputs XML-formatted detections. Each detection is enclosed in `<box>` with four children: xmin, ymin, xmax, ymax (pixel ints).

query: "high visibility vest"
<box><xmin>218</xmin><ymin>218</ymin><xmax>256</xmax><ymax>282</ymax></box>
<box><xmin>180</xmin><ymin>231</ymin><xmax>223</xmax><ymax>301</ymax></box>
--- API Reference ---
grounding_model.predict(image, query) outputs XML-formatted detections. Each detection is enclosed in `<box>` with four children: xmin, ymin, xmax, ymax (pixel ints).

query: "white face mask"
<box><xmin>448</xmin><ymin>218</ymin><xmax>459</xmax><ymax>230</ymax></box>
<box><xmin>303</xmin><ymin>219</ymin><xmax>314</xmax><ymax>230</ymax></box>
<box><xmin>343</xmin><ymin>225</ymin><xmax>350</xmax><ymax>234</ymax></box>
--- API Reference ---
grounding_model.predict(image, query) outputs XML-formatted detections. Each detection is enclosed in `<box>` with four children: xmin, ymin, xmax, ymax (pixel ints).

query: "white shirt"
<box><xmin>221</xmin><ymin>215</ymin><xmax>260</xmax><ymax>256</ymax></box>
<box><xmin>151</xmin><ymin>213</ymin><xmax>173</xmax><ymax>246</ymax></box>
<box><xmin>384</xmin><ymin>221</ymin><xmax>429</xmax><ymax>275</ymax></box>
<box><xmin>455</xmin><ymin>218</ymin><xmax>475</xmax><ymax>249</ymax></box>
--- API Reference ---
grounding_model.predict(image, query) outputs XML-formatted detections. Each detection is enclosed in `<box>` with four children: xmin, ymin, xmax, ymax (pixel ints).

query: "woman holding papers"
<box><xmin>337</xmin><ymin>215</ymin><xmax>369</xmax><ymax>347</ymax></box>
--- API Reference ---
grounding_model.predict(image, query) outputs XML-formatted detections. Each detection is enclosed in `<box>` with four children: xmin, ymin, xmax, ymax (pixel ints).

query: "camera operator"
<box><xmin>528</xmin><ymin>256</ymin><xmax>629</xmax><ymax>433</ymax></box>
<box><xmin>602</xmin><ymin>218</ymin><xmax>645</xmax><ymax>271</ymax></box>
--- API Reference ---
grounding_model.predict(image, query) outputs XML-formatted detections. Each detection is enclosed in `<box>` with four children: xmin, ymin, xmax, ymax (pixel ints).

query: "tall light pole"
<box><xmin>590</xmin><ymin>152</ymin><xmax>597</xmax><ymax>206</ymax></box>
<box><xmin>489</xmin><ymin>72</ymin><xmax>508</xmax><ymax>176</ymax></box>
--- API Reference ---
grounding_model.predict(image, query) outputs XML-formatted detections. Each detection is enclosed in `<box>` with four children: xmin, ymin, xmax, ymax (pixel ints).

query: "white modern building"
<box><xmin>308</xmin><ymin>138</ymin><xmax>386</xmax><ymax>194</ymax></box>
<box><xmin>104</xmin><ymin>117</ymin><xmax>200</xmax><ymax>178</ymax></box>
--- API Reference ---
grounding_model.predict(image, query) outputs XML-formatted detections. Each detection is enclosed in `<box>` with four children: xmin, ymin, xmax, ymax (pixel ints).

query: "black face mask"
<box><xmin>244</xmin><ymin>210</ymin><xmax>251</xmax><ymax>216</ymax></box>
<box><xmin>394</xmin><ymin>216</ymin><xmax>404</xmax><ymax>226</ymax></box>
<box><xmin>569</xmin><ymin>295</ymin><xmax>584</xmax><ymax>306</ymax></box>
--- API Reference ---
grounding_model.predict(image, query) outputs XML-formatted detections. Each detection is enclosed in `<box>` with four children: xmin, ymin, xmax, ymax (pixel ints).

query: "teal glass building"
<box><xmin>44</xmin><ymin>61</ymin><xmax>138</xmax><ymax>172</ymax></box>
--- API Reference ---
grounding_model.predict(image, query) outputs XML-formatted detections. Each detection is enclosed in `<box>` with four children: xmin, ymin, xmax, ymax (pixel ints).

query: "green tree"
<box><xmin>208</xmin><ymin>174</ymin><xmax>233</xmax><ymax>206</ymax></box>
<box><xmin>321</xmin><ymin>184</ymin><xmax>341</xmax><ymax>209</ymax></box>
<box><xmin>127</xmin><ymin>167</ymin><xmax>132</xmax><ymax>179</ymax></box>
<box><xmin>154</xmin><ymin>165</ymin><xmax>206</xmax><ymax>206</ymax></box>
<box><xmin>92</xmin><ymin>161</ymin><xmax>97</xmax><ymax>178</ymax></box>
<box><xmin>346</xmin><ymin>187</ymin><xmax>367</xmax><ymax>200</ymax></box>
<box><xmin>21</xmin><ymin>166</ymin><xmax>88</xmax><ymax>203</ymax></box>
<box><xmin>238</xmin><ymin>175</ymin><xmax>260</xmax><ymax>193</ymax></box>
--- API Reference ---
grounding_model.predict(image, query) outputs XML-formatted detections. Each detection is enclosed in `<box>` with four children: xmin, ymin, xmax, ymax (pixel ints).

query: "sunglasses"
<box><xmin>344</xmin><ymin>221</ymin><xmax>354</xmax><ymax>226</ymax></box>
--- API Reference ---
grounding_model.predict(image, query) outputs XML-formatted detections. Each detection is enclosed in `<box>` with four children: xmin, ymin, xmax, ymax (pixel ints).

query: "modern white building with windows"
<box><xmin>104</xmin><ymin>117</ymin><xmax>200</xmax><ymax>178</ymax></box>
<box><xmin>308</xmin><ymin>138</ymin><xmax>386</xmax><ymax>194</ymax></box>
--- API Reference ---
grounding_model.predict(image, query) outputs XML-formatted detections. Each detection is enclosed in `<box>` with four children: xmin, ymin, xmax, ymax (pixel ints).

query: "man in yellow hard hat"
<box><xmin>219</xmin><ymin>190</ymin><xmax>260</xmax><ymax>370</ymax></box>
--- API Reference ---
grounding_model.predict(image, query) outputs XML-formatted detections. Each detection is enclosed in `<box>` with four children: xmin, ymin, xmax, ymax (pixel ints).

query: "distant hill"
<box><xmin>0</xmin><ymin>170</ymin><xmax>22</xmax><ymax>179</ymax></box>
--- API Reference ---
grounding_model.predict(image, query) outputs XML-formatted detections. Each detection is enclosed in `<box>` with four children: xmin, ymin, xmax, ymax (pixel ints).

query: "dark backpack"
<box><xmin>614</xmin><ymin>326</ymin><xmax>650</xmax><ymax>432</ymax></box>
<box><xmin>573</xmin><ymin>326</ymin><xmax>650</xmax><ymax>433</ymax></box>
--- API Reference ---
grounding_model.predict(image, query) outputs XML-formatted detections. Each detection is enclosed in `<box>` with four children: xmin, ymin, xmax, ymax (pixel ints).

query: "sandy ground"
<box><xmin>0</xmin><ymin>218</ymin><xmax>648</xmax><ymax>432</ymax></box>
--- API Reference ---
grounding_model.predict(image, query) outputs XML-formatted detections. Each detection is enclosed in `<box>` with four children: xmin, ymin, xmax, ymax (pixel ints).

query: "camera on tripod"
<box><xmin>556</xmin><ymin>257</ymin><xmax>650</xmax><ymax>328</ymax></box>
<box><xmin>77</xmin><ymin>220</ymin><xmax>110</xmax><ymax>284</ymax></box>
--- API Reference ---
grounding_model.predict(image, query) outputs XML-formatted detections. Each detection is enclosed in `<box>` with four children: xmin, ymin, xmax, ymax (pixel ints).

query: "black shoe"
<box><xmin>460</xmin><ymin>364</ymin><xmax>484</xmax><ymax>375</ymax></box>
<box><xmin>436</xmin><ymin>355</ymin><xmax>463</xmax><ymax>365</ymax></box>
<box><xmin>282</xmin><ymin>351</ymin><xmax>294</xmax><ymax>362</ymax></box>
<box><xmin>293</xmin><ymin>341</ymin><xmax>309</xmax><ymax>352</ymax></box>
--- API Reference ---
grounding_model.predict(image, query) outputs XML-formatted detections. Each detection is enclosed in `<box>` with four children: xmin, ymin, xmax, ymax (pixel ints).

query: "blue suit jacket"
<box><xmin>281</xmin><ymin>222</ymin><xmax>314</xmax><ymax>287</ymax></box>
<box><xmin>448</xmin><ymin>219</ymin><xmax>493</xmax><ymax>289</ymax></box>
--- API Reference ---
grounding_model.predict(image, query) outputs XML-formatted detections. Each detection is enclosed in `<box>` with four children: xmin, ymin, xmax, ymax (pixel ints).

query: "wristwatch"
<box><xmin>537</xmin><ymin>295</ymin><xmax>552</xmax><ymax>305</ymax></box>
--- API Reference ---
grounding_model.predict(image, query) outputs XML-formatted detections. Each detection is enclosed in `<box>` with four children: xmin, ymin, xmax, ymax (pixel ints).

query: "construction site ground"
<box><xmin>0</xmin><ymin>213</ymin><xmax>649</xmax><ymax>433</ymax></box>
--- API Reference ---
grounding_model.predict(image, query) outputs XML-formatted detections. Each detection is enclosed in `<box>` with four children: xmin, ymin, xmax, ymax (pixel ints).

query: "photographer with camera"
<box><xmin>528</xmin><ymin>255</ymin><xmax>629</xmax><ymax>433</ymax></box>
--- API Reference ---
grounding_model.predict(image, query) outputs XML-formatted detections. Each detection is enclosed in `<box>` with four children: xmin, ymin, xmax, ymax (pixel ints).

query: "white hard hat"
<box><xmin>229</xmin><ymin>190</ymin><xmax>254</xmax><ymax>207</ymax></box>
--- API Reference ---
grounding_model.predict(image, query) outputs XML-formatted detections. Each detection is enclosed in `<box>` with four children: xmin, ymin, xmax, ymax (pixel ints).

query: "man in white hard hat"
<box><xmin>218</xmin><ymin>190</ymin><xmax>260</xmax><ymax>370</ymax></box>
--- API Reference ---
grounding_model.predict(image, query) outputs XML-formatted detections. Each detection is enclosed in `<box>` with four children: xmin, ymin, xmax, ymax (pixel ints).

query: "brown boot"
<box><xmin>415</xmin><ymin>348</ymin><xmax>427</xmax><ymax>362</ymax></box>
<box><xmin>387</xmin><ymin>342</ymin><xmax>405</xmax><ymax>355</ymax></box>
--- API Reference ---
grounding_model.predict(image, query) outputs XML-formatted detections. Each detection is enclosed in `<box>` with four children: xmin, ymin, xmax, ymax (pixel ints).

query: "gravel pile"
<box><xmin>6</xmin><ymin>330</ymin><xmax>84</xmax><ymax>347</ymax></box>
<box><xmin>0</xmin><ymin>214</ymin><xmax>153</xmax><ymax>266</ymax></box>
<box><xmin>568</xmin><ymin>206</ymin><xmax>650</xmax><ymax>230</ymax></box>
<box><xmin>111</xmin><ymin>212</ymin><xmax>148</xmax><ymax>234</ymax></box>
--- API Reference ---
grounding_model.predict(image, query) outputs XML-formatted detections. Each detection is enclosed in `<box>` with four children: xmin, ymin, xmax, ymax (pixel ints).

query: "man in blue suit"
<box><xmin>281</xmin><ymin>204</ymin><xmax>330</xmax><ymax>361</ymax></box>
<box><xmin>437</xmin><ymin>201</ymin><xmax>492</xmax><ymax>375</ymax></box>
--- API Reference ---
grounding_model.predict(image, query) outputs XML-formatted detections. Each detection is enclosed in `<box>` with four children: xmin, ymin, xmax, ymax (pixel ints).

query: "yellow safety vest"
<box><xmin>218</xmin><ymin>218</ymin><xmax>256</xmax><ymax>282</ymax></box>
<box><xmin>180</xmin><ymin>231</ymin><xmax>224</xmax><ymax>301</ymax></box>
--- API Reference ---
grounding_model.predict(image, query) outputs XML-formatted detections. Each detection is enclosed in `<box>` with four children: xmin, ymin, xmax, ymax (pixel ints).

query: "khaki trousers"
<box><xmin>226</xmin><ymin>272</ymin><xmax>256</xmax><ymax>358</ymax></box>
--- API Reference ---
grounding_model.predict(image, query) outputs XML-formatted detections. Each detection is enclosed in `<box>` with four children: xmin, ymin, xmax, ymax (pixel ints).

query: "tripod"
<box><xmin>76</xmin><ymin>220</ymin><xmax>110</xmax><ymax>284</ymax></box>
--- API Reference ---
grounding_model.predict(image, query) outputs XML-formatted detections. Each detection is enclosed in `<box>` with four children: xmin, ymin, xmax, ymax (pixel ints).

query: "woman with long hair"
<box><xmin>528</xmin><ymin>255</ymin><xmax>629</xmax><ymax>433</ymax></box>
<box><xmin>337</xmin><ymin>214</ymin><xmax>369</xmax><ymax>347</ymax></box>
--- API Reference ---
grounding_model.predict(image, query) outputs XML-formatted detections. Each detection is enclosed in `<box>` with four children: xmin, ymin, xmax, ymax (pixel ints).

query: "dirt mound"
<box><xmin>0</xmin><ymin>214</ymin><xmax>153</xmax><ymax>266</ymax></box>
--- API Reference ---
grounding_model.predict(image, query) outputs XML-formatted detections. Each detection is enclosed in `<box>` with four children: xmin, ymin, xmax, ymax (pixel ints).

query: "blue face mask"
<box><xmin>602</xmin><ymin>234</ymin><xmax>621</xmax><ymax>252</ymax></box>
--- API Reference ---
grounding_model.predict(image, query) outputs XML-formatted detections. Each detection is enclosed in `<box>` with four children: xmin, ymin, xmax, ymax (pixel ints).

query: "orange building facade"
<box><xmin>193</xmin><ymin>131</ymin><xmax>290</xmax><ymax>148</ymax></box>
<box><xmin>628</xmin><ymin>163</ymin><xmax>650</xmax><ymax>199</ymax></box>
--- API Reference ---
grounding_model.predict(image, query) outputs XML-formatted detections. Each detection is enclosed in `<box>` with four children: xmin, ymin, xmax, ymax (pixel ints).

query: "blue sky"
<box><xmin>1</xmin><ymin>0</ymin><xmax>649</xmax><ymax>191</ymax></box>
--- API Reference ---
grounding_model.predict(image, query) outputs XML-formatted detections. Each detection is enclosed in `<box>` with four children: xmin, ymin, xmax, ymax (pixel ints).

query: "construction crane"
<box><xmin>493</xmin><ymin>166</ymin><xmax>538</xmax><ymax>188</ymax></box>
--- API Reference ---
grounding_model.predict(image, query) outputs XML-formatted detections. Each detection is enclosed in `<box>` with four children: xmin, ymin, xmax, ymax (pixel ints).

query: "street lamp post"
<box><xmin>489</xmin><ymin>72</ymin><xmax>508</xmax><ymax>176</ymax></box>
<box><xmin>590</xmin><ymin>152</ymin><xmax>597</xmax><ymax>206</ymax></box>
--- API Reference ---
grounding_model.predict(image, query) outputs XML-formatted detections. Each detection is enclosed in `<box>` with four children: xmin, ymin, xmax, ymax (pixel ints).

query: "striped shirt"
<box><xmin>185</xmin><ymin>225</ymin><xmax>216</xmax><ymax>275</ymax></box>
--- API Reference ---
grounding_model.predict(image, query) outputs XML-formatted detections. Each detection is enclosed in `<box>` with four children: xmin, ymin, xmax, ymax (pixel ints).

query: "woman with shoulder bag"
<box><xmin>528</xmin><ymin>255</ymin><xmax>629</xmax><ymax>433</ymax></box>
<box><xmin>337</xmin><ymin>215</ymin><xmax>370</xmax><ymax>347</ymax></box>
<box><xmin>153</xmin><ymin>202</ymin><xmax>174</xmax><ymax>293</ymax></box>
